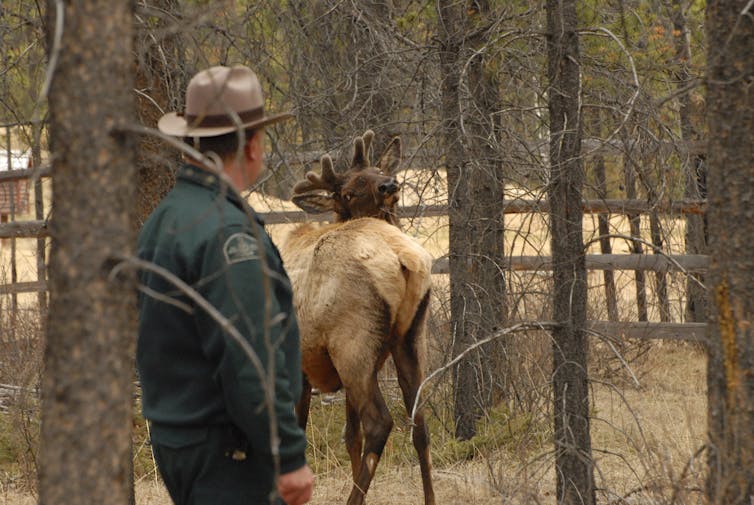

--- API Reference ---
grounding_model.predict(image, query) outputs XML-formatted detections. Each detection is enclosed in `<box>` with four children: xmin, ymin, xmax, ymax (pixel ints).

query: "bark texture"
<box><xmin>134</xmin><ymin>0</ymin><xmax>185</xmax><ymax>225</ymax></box>
<box><xmin>546</xmin><ymin>0</ymin><xmax>596</xmax><ymax>503</ymax></box>
<box><xmin>705</xmin><ymin>1</ymin><xmax>754</xmax><ymax>503</ymax></box>
<box><xmin>39</xmin><ymin>1</ymin><xmax>137</xmax><ymax>504</ymax></box>
<box><xmin>672</xmin><ymin>0</ymin><xmax>708</xmax><ymax>324</ymax></box>
<box><xmin>438</xmin><ymin>0</ymin><xmax>507</xmax><ymax>441</ymax></box>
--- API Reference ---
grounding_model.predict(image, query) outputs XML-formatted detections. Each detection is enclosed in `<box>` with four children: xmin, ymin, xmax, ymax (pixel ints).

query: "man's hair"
<box><xmin>184</xmin><ymin>128</ymin><xmax>257</xmax><ymax>160</ymax></box>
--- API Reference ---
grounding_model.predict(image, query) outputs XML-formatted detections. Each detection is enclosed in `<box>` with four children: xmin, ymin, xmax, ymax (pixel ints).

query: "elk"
<box><xmin>278</xmin><ymin>130</ymin><xmax>435</xmax><ymax>505</ymax></box>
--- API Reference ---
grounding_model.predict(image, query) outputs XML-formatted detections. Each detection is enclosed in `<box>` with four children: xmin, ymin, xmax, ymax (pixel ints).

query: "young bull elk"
<box><xmin>279</xmin><ymin>131</ymin><xmax>435</xmax><ymax>505</ymax></box>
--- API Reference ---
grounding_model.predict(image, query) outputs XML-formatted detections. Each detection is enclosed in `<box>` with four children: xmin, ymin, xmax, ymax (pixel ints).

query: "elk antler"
<box><xmin>293</xmin><ymin>154</ymin><xmax>339</xmax><ymax>194</ymax></box>
<box><xmin>351</xmin><ymin>130</ymin><xmax>375</xmax><ymax>170</ymax></box>
<box><xmin>363</xmin><ymin>130</ymin><xmax>374</xmax><ymax>162</ymax></box>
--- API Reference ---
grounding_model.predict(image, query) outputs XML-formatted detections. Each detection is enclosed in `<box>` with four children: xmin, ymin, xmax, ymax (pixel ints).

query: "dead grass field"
<box><xmin>0</xmin><ymin>342</ymin><xmax>705</xmax><ymax>505</ymax></box>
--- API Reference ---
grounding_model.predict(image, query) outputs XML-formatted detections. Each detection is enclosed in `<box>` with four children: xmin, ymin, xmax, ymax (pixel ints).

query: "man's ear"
<box><xmin>244</xmin><ymin>130</ymin><xmax>264</xmax><ymax>160</ymax></box>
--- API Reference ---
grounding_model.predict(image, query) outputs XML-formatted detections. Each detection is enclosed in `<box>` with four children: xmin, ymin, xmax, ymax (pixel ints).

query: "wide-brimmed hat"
<box><xmin>157</xmin><ymin>65</ymin><xmax>293</xmax><ymax>138</ymax></box>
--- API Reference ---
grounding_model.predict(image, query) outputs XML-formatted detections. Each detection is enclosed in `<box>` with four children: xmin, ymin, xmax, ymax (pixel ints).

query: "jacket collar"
<box><xmin>177</xmin><ymin>163</ymin><xmax>266</xmax><ymax>225</ymax></box>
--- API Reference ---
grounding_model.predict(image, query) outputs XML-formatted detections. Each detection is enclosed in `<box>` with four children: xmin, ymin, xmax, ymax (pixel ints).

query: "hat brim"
<box><xmin>157</xmin><ymin>111</ymin><xmax>294</xmax><ymax>138</ymax></box>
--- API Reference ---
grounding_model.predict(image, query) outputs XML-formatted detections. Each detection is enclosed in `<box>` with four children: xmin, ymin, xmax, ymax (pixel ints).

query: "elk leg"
<box><xmin>393</xmin><ymin>344</ymin><xmax>436</xmax><ymax>505</ymax></box>
<box><xmin>344</xmin><ymin>394</ymin><xmax>362</xmax><ymax>482</ymax></box>
<box><xmin>295</xmin><ymin>374</ymin><xmax>312</xmax><ymax>430</ymax></box>
<box><xmin>346</xmin><ymin>379</ymin><xmax>393</xmax><ymax>505</ymax></box>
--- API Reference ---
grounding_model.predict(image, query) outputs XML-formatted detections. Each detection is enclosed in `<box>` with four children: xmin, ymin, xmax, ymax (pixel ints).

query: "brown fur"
<box><xmin>279</xmin><ymin>131</ymin><xmax>436</xmax><ymax>505</ymax></box>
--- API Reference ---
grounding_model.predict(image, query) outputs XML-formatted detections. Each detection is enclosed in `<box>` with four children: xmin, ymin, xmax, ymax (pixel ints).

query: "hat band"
<box><xmin>184</xmin><ymin>106</ymin><xmax>264</xmax><ymax>128</ymax></box>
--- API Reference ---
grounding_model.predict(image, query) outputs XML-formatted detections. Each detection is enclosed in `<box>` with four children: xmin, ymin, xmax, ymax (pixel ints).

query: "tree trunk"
<box><xmin>438</xmin><ymin>1</ymin><xmax>507</xmax><ymax>441</ymax></box>
<box><xmin>671</xmin><ymin>0</ymin><xmax>708</xmax><ymax>324</ymax></box>
<box><xmin>438</xmin><ymin>2</ymin><xmax>477</xmax><ymax>440</ymax></box>
<box><xmin>39</xmin><ymin>2</ymin><xmax>137</xmax><ymax>505</ymax></box>
<box><xmin>546</xmin><ymin>0</ymin><xmax>596</xmax><ymax>503</ymax></box>
<box><xmin>648</xmin><ymin>210</ymin><xmax>670</xmax><ymax>322</ymax></box>
<box><xmin>465</xmin><ymin>0</ymin><xmax>508</xmax><ymax>411</ymax></box>
<box><xmin>4</xmin><ymin>126</ymin><xmax>18</xmax><ymax>340</ymax></box>
<box><xmin>31</xmin><ymin>122</ymin><xmax>47</xmax><ymax>319</ymax></box>
<box><xmin>705</xmin><ymin>0</ymin><xmax>754</xmax><ymax>503</ymax></box>
<box><xmin>134</xmin><ymin>0</ymin><xmax>185</xmax><ymax>225</ymax></box>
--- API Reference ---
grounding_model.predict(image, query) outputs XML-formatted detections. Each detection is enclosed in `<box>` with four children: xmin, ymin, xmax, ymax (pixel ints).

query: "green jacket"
<box><xmin>137</xmin><ymin>164</ymin><xmax>306</xmax><ymax>474</ymax></box>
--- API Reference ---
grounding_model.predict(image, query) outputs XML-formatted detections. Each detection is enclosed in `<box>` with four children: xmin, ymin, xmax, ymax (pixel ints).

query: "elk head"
<box><xmin>292</xmin><ymin>130</ymin><xmax>402</xmax><ymax>226</ymax></box>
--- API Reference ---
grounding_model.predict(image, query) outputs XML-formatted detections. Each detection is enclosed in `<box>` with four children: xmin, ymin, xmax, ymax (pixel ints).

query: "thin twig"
<box><xmin>578</xmin><ymin>27</ymin><xmax>641</xmax><ymax>159</ymax></box>
<box><xmin>584</xmin><ymin>328</ymin><xmax>640</xmax><ymax>388</ymax></box>
<box><xmin>110</xmin><ymin>255</ymin><xmax>270</xmax><ymax>386</ymax></box>
<box><xmin>409</xmin><ymin>321</ymin><xmax>559</xmax><ymax>431</ymax></box>
<box><xmin>34</xmin><ymin>0</ymin><xmax>64</xmax><ymax>120</ymax></box>
<box><xmin>109</xmin><ymin>254</ymin><xmax>281</xmax><ymax>475</ymax></box>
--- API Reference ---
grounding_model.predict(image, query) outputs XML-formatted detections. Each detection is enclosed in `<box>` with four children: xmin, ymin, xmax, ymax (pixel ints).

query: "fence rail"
<box><xmin>430</xmin><ymin>254</ymin><xmax>708</xmax><ymax>274</ymax></box>
<box><xmin>0</xmin><ymin>252</ymin><xmax>709</xmax><ymax>293</ymax></box>
<box><xmin>0</xmin><ymin>195</ymin><xmax>710</xmax><ymax>341</ymax></box>
<box><xmin>588</xmin><ymin>321</ymin><xmax>706</xmax><ymax>341</ymax></box>
<box><xmin>0</xmin><ymin>165</ymin><xmax>50</xmax><ymax>183</ymax></box>
<box><xmin>0</xmin><ymin>280</ymin><xmax>46</xmax><ymax>296</ymax></box>
<box><xmin>0</xmin><ymin>254</ymin><xmax>709</xmax><ymax>294</ymax></box>
<box><xmin>0</xmin><ymin>219</ymin><xmax>47</xmax><ymax>239</ymax></box>
<box><xmin>0</xmin><ymin>198</ymin><xmax>707</xmax><ymax>236</ymax></box>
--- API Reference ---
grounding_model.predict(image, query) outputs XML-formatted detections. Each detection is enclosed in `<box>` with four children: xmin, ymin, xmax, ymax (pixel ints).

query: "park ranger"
<box><xmin>137</xmin><ymin>65</ymin><xmax>314</xmax><ymax>505</ymax></box>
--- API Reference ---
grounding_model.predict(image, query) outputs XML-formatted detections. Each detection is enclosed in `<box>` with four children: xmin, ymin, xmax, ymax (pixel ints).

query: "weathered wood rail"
<box><xmin>430</xmin><ymin>254</ymin><xmax>708</xmax><ymax>275</ymax></box>
<box><xmin>0</xmin><ymin>165</ymin><xmax>50</xmax><ymax>182</ymax></box>
<box><xmin>0</xmin><ymin>195</ymin><xmax>709</xmax><ymax>342</ymax></box>
<box><xmin>0</xmin><ymin>198</ymin><xmax>706</xmax><ymax>237</ymax></box>
<box><xmin>1</xmin><ymin>255</ymin><xmax>709</xmax><ymax>287</ymax></box>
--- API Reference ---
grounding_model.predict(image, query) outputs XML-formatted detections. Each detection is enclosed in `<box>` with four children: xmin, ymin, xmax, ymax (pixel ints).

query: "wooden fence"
<box><xmin>1</xmin><ymin>123</ymin><xmax>47</xmax><ymax>319</ymax></box>
<box><xmin>0</xmin><ymin>192</ymin><xmax>708</xmax><ymax>341</ymax></box>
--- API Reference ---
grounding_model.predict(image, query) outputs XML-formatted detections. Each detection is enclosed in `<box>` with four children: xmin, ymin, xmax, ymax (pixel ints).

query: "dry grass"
<box><xmin>129</xmin><ymin>456</ymin><xmax>506</xmax><ymax>505</ymax></box>
<box><xmin>131</xmin><ymin>463</ymin><xmax>502</xmax><ymax>505</ymax></box>
<box><xmin>591</xmin><ymin>343</ymin><xmax>707</xmax><ymax>504</ymax></box>
<box><xmin>0</xmin><ymin>324</ymin><xmax>708</xmax><ymax>504</ymax></box>
<box><xmin>124</xmin><ymin>343</ymin><xmax>706</xmax><ymax>505</ymax></box>
<box><xmin>0</xmin><ymin>491</ymin><xmax>35</xmax><ymax>505</ymax></box>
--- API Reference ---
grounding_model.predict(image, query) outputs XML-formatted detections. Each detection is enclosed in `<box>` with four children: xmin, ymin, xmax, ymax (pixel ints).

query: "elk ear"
<box><xmin>377</xmin><ymin>136</ymin><xmax>401</xmax><ymax>175</ymax></box>
<box><xmin>292</xmin><ymin>193</ymin><xmax>335</xmax><ymax>214</ymax></box>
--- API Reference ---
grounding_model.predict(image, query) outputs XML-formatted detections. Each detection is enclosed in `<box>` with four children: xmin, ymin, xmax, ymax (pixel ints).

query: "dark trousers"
<box><xmin>150</xmin><ymin>423</ymin><xmax>284</xmax><ymax>505</ymax></box>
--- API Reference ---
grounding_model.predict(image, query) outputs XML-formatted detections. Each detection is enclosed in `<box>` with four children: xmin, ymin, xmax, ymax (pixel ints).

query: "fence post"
<box><xmin>595</xmin><ymin>155</ymin><xmax>618</xmax><ymax>321</ymax></box>
<box><xmin>31</xmin><ymin>122</ymin><xmax>47</xmax><ymax>320</ymax></box>
<box><xmin>623</xmin><ymin>135</ymin><xmax>648</xmax><ymax>322</ymax></box>
<box><xmin>4</xmin><ymin>126</ymin><xmax>18</xmax><ymax>340</ymax></box>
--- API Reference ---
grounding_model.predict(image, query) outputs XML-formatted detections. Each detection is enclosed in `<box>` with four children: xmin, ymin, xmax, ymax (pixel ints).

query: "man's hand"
<box><xmin>278</xmin><ymin>464</ymin><xmax>315</xmax><ymax>505</ymax></box>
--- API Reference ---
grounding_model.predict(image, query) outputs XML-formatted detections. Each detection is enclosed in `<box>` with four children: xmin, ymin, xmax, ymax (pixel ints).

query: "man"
<box><xmin>137</xmin><ymin>65</ymin><xmax>314</xmax><ymax>505</ymax></box>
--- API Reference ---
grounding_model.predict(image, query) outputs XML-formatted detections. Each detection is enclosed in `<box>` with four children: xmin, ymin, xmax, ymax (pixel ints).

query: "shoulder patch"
<box><xmin>223</xmin><ymin>233</ymin><xmax>260</xmax><ymax>264</ymax></box>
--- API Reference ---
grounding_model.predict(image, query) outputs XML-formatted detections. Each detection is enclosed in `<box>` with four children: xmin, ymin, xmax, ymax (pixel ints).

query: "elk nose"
<box><xmin>378</xmin><ymin>179</ymin><xmax>399</xmax><ymax>195</ymax></box>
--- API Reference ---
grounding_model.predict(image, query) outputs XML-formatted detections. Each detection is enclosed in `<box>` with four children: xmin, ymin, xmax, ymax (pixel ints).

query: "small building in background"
<box><xmin>0</xmin><ymin>150</ymin><xmax>31</xmax><ymax>221</ymax></box>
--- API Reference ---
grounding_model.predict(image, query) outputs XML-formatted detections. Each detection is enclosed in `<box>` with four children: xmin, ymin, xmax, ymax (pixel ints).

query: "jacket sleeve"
<box><xmin>194</xmin><ymin>224</ymin><xmax>307</xmax><ymax>474</ymax></box>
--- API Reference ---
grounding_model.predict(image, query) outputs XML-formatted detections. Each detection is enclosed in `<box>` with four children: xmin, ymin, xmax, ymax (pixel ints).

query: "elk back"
<box><xmin>279</xmin><ymin>217</ymin><xmax>432</xmax><ymax>392</ymax></box>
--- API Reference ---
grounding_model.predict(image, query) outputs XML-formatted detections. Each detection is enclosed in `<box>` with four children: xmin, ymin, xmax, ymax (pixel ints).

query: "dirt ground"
<box><xmin>132</xmin><ymin>463</ymin><xmax>504</xmax><ymax>505</ymax></box>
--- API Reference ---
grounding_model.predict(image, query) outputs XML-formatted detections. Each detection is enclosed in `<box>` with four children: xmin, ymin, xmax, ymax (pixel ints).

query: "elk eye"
<box><xmin>344</xmin><ymin>194</ymin><xmax>352</xmax><ymax>201</ymax></box>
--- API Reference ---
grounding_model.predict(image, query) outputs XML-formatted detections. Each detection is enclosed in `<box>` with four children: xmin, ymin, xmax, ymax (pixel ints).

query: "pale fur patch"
<box><xmin>279</xmin><ymin>217</ymin><xmax>433</xmax><ymax>389</ymax></box>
